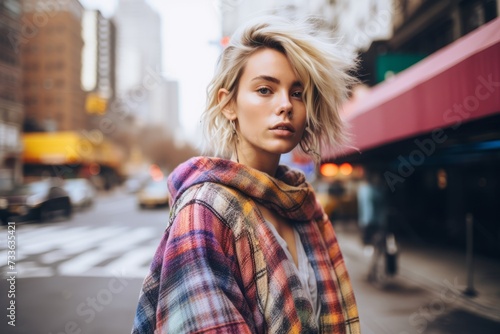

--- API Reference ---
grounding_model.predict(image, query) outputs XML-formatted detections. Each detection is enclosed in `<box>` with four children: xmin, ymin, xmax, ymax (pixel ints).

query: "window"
<box><xmin>460</xmin><ymin>0</ymin><xmax>498</xmax><ymax>35</ymax></box>
<box><xmin>24</xmin><ymin>96</ymin><xmax>38</xmax><ymax>106</ymax></box>
<box><xmin>55</xmin><ymin>79</ymin><xmax>65</xmax><ymax>88</ymax></box>
<box><xmin>45</xmin><ymin>97</ymin><xmax>55</xmax><ymax>105</ymax></box>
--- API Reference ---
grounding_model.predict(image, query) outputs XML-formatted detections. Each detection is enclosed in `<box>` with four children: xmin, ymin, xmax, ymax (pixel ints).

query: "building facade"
<box><xmin>82</xmin><ymin>9</ymin><xmax>116</xmax><ymax>101</ymax></box>
<box><xmin>220</xmin><ymin>0</ymin><xmax>392</xmax><ymax>53</ymax></box>
<box><xmin>360</xmin><ymin>0</ymin><xmax>499</xmax><ymax>86</ymax></box>
<box><xmin>0</xmin><ymin>0</ymin><xmax>24</xmax><ymax>189</ymax></box>
<box><xmin>150</xmin><ymin>78</ymin><xmax>179</xmax><ymax>133</ymax></box>
<box><xmin>391</xmin><ymin>0</ymin><xmax>499</xmax><ymax>53</ymax></box>
<box><xmin>324</xmin><ymin>1</ymin><xmax>500</xmax><ymax>257</ymax></box>
<box><xmin>113</xmin><ymin>0</ymin><xmax>179</xmax><ymax>134</ymax></box>
<box><xmin>21</xmin><ymin>0</ymin><xmax>85</xmax><ymax>132</ymax></box>
<box><xmin>114</xmin><ymin>0</ymin><xmax>162</xmax><ymax>94</ymax></box>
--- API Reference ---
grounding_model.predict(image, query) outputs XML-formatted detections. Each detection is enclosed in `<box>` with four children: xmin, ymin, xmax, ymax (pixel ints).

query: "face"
<box><xmin>221</xmin><ymin>48</ymin><xmax>307</xmax><ymax>167</ymax></box>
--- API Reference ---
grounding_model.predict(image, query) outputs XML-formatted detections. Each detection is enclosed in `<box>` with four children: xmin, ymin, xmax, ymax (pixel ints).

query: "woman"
<box><xmin>132</xmin><ymin>16</ymin><xmax>360</xmax><ymax>333</ymax></box>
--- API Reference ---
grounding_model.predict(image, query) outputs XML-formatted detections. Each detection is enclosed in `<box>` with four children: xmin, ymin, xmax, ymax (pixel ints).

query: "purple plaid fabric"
<box><xmin>132</xmin><ymin>157</ymin><xmax>360</xmax><ymax>333</ymax></box>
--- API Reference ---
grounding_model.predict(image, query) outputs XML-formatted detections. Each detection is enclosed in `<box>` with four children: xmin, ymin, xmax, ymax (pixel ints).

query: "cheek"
<box><xmin>236</xmin><ymin>95</ymin><xmax>268</xmax><ymax>124</ymax></box>
<box><xmin>295</xmin><ymin>106</ymin><xmax>308</xmax><ymax>128</ymax></box>
<box><xmin>296</xmin><ymin>126</ymin><xmax>307</xmax><ymax>142</ymax></box>
<box><xmin>239</xmin><ymin>115</ymin><xmax>265</xmax><ymax>136</ymax></box>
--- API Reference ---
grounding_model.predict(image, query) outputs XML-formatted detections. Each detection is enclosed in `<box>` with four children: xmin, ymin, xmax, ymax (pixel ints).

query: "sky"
<box><xmin>80</xmin><ymin>0</ymin><xmax>222</xmax><ymax>144</ymax></box>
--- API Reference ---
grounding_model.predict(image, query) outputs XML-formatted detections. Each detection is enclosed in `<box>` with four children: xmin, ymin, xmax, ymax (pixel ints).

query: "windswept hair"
<box><xmin>201</xmin><ymin>15</ymin><xmax>358</xmax><ymax>163</ymax></box>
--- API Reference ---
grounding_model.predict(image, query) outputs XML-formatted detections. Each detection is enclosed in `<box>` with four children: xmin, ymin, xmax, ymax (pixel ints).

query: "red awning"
<box><xmin>325</xmin><ymin>17</ymin><xmax>500</xmax><ymax>159</ymax></box>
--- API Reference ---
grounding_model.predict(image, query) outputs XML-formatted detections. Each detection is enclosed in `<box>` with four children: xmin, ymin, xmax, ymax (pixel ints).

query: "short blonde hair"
<box><xmin>201</xmin><ymin>15</ymin><xmax>358</xmax><ymax>162</ymax></box>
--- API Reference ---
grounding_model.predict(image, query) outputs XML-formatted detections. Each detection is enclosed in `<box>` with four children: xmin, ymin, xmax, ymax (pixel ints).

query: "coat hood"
<box><xmin>167</xmin><ymin>157</ymin><xmax>323</xmax><ymax>222</ymax></box>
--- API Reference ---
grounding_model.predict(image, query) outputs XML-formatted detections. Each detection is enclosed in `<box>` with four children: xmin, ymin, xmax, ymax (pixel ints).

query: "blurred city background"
<box><xmin>0</xmin><ymin>0</ymin><xmax>499</xmax><ymax>333</ymax></box>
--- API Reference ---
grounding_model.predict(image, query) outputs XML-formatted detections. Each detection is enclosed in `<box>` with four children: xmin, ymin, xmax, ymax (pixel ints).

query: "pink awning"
<box><xmin>324</xmin><ymin>18</ymin><xmax>500</xmax><ymax>160</ymax></box>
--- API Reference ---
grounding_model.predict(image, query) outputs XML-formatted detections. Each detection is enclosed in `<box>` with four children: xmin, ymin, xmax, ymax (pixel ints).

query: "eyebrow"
<box><xmin>251</xmin><ymin>75</ymin><xmax>303</xmax><ymax>88</ymax></box>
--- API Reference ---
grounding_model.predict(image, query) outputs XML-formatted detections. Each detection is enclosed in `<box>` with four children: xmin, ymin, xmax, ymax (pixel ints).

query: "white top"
<box><xmin>264</xmin><ymin>220</ymin><xmax>321</xmax><ymax>323</ymax></box>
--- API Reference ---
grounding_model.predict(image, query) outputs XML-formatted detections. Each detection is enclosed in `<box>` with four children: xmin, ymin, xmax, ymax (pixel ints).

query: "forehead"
<box><xmin>240</xmin><ymin>48</ymin><xmax>299</xmax><ymax>83</ymax></box>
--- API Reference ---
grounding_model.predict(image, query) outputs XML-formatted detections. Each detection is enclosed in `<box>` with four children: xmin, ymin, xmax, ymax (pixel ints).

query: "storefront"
<box><xmin>323</xmin><ymin>18</ymin><xmax>500</xmax><ymax>256</ymax></box>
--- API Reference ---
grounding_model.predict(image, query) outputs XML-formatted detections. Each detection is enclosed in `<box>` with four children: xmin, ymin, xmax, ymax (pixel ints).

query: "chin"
<box><xmin>267</xmin><ymin>144</ymin><xmax>297</xmax><ymax>155</ymax></box>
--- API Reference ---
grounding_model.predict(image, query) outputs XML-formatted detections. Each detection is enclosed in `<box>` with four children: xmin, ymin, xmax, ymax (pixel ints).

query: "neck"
<box><xmin>233</xmin><ymin>148</ymin><xmax>280</xmax><ymax>177</ymax></box>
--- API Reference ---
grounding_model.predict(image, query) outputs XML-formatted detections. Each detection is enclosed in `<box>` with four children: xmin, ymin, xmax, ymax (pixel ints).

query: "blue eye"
<box><xmin>258</xmin><ymin>87</ymin><xmax>271</xmax><ymax>94</ymax></box>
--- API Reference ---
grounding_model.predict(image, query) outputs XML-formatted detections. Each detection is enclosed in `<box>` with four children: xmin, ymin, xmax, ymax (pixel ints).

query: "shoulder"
<box><xmin>173</xmin><ymin>182</ymin><xmax>248</xmax><ymax>210</ymax></box>
<box><xmin>169</xmin><ymin>182</ymin><xmax>256</xmax><ymax>230</ymax></box>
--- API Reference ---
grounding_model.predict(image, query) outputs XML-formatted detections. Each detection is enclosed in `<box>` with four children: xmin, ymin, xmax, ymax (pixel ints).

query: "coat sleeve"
<box><xmin>316</xmin><ymin>212</ymin><xmax>361</xmax><ymax>334</ymax></box>
<box><xmin>132</xmin><ymin>202</ymin><xmax>255</xmax><ymax>334</ymax></box>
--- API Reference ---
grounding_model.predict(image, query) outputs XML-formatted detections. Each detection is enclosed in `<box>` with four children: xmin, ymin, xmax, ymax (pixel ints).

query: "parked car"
<box><xmin>137</xmin><ymin>180</ymin><xmax>170</xmax><ymax>209</ymax></box>
<box><xmin>0</xmin><ymin>179</ymin><xmax>72</xmax><ymax>224</ymax></box>
<box><xmin>316</xmin><ymin>181</ymin><xmax>343</xmax><ymax>219</ymax></box>
<box><xmin>315</xmin><ymin>180</ymin><xmax>357</xmax><ymax>220</ymax></box>
<box><xmin>63</xmin><ymin>178</ymin><xmax>96</xmax><ymax>209</ymax></box>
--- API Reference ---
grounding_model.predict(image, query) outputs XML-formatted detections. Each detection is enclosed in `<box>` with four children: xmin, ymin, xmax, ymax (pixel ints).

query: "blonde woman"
<box><xmin>133</xmin><ymin>16</ymin><xmax>360</xmax><ymax>334</ymax></box>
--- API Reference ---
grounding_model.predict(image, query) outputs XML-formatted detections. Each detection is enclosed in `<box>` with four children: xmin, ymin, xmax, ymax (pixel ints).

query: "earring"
<box><xmin>230</xmin><ymin>119</ymin><xmax>240</xmax><ymax>163</ymax></box>
<box><xmin>304</xmin><ymin>124</ymin><xmax>313</xmax><ymax>138</ymax></box>
<box><xmin>306</xmin><ymin>125</ymin><xmax>314</xmax><ymax>136</ymax></box>
<box><xmin>302</xmin><ymin>124</ymin><xmax>320</xmax><ymax>161</ymax></box>
<box><xmin>230</xmin><ymin>119</ymin><xmax>237</xmax><ymax>135</ymax></box>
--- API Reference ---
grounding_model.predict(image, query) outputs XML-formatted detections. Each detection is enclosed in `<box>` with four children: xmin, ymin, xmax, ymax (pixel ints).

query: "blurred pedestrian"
<box><xmin>132</xmin><ymin>16</ymin><xmax>360</xmax><ymax>333</ymax></box>
<box><xmin>357</xmin><ymin>169</ymin><xmax>387</xmax><ymax>252</ymax></box>
<box><xmin>357</xmin><ymin>168</ymin><xmax>395</xmax><ymax>282</ymax></box>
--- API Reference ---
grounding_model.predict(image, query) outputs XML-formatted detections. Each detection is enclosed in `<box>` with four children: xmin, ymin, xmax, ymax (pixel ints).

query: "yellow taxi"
<box><xmin>137</xmin><ymin>180</ymin><xmax>170</xmax><ymax>209</ymax></box>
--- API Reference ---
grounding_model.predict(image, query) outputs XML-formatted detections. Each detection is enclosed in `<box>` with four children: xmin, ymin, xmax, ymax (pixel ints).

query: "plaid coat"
<box><xmin>132</xmin><ymin>157</ymin><xmax>360</xmax><ymax>333</ymax></box>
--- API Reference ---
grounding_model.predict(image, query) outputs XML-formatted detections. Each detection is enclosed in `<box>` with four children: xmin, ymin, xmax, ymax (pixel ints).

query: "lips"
<box><xmin>270</xmin><ymin>122</ymin><xmax>295</xmax><ymax>133</ymax></box>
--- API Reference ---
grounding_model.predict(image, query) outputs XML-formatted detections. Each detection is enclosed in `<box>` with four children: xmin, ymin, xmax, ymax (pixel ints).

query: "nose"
<box><xmin>276</xmin><ymin>91</ymin><xmax>293</xmax><ymax>118</ymax></box>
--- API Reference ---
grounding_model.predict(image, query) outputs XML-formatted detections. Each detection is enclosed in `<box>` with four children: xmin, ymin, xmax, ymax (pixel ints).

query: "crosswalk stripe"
<box><xmin>106</xmin><ymin>246</ymin><xmax>154</xmax><ymax>272</ymax></box>
<box><xmin>0</xmin><ymin>224</ymin><xmax>161</xmax><ymax>278</ymax></box>
<box><xmin>58</xmin><ymin>228</ymin><xmax>157</xmax><ymax>276</ymax></box>
<box><xmin>58</xmin><ymin>248</ymin><xmax>111</xmax><ymax>276</ymax></box>
<box><xmin>0</xmin><ymin>225</ymin><xmax>60</xmax><ymax>250</ymax></box>
<box><xmin>1</xmin><ymin>226</ymin><xmax>88</xmax><ymax>260</ymax></box>
<box><xmin>39</xmin><ymin>248</ymin><xmax>71</xmax><ymax>264</ymax></box>
<box><xmin>99</xmin><ymin>228</ymin><xmax>158</xmax><ymax>253</ymax></box>
<box><xmin>39</xmin><ymin>226</ymin><xmax>128</xmax><ymax>264</ymax></box>
<box><xmin>59</xmin><ymin>226</ymin><xmax>128</xmax><ymax>253</ymax></box>
<box><xmin>14</xmin><ymin>225</ymin><xmax>61</xmax><ymax>243</ymax></box>
<box><xmin>20</xmin><ymin>226</ymin><xmax>91</xmax><ymax>254</ymax></box>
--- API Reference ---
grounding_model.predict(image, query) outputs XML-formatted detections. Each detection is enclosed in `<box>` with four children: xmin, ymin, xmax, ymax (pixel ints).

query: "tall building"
<box><xmin>82</xmin><ymin>9</ymin><xmax>116</xmax><ymax>101</ymax></box>
<box><xmin>21</xmin><ymin>0</ymin><xmax>85</xmax><ymax>131</ymax></box>
<box><xmin>114</xmin><ymin>0</ymin><xmax>162</xmax><ymax>93</ymax></box>
<box><xmin>113</xmin><ymin>0</ymin><xmax>179</xmax><ymax>134</ymax></box>
<box><xmin>323</xmin><ymin>1</ymin><xmax>500</xmax><ymax>256</ymax></box>
<box><xmin>0</xmin><ymin>0</ymin><xmax>23</xmax><ymax>189</ymax></box>
<box><xmin>220</xmin><ymin>0</ymin><xmax>392</xmax><ymax>51</ymax></box>
<box><xmin>359</xmin><ymin>0</ymin><xmax>499</xmax><ymax>86</ymax></box>
<box><xmin>150</xmin><ymin>79</ymin><xmax>179</xmax><ymax>130</ymax></box>
<box><xmin>390</xmin><ymin>0</ymin><xmax>498</xmax><ymax>54</ymax></box>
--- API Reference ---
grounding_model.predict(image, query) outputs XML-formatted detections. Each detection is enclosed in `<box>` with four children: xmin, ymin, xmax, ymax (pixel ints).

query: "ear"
<box><xmin>218</xmin><ymin>88</ymin><xmax>236</xmax><ymax>120</ymax></box>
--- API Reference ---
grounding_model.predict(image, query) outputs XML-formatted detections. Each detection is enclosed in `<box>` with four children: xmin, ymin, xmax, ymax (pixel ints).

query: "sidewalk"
<box><xmin>334</xmin><ymin>221</ymin><xmax>500</xmax><ymax>323</ymax></box>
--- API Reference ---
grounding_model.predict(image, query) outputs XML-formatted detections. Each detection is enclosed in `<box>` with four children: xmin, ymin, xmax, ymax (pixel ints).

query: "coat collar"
<box><xmin>168</xmin><ymin>157</ymin><xmax>324</xmax><ymax>222</ymax></box>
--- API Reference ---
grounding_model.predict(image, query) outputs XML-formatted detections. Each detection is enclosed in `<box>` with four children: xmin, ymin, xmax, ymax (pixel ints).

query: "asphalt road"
<box><xmin>336</xmin><ymin>223</ymin><xmax>500</xmax><ymax>334</ymax></box>
<box><xmin>1</xmin><ymin>189</ymin><xmax>499</xmax><ymax>334</ymax></box>
<box><xmin>0</xmin><ymin>189</ymin><xmax>167</xmax><ymax>334</ymax></box>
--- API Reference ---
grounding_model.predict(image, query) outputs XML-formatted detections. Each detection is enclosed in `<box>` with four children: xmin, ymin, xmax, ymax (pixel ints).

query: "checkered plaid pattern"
<box><xmin>132</xmin><ymin>157</ymin><xmax>360</xmax><ymax>333</ymax></box>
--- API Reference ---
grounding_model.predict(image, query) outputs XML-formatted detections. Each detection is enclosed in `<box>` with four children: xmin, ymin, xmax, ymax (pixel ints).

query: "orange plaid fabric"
<box><xmin>133</xmin><ymin>157</ymin><xmax>360</xmax><ymax>333</ymax></box>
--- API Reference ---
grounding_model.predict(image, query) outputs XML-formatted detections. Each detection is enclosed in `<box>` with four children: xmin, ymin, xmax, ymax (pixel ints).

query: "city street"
<box><xmin>0</xmin><ymin>190</ymin><xmax>167</xmax><ymax>334</ymax></box>
<box><xmin>336</xmin><ymin>223</ymin><xmax>500</xmax><ymax>334</ymax></box>
<box><xmin>1</xmin><ymin>189</ymin><xmax>499</xmax><ymax>334</ymax></box>
<box><xmin>1</xmin><ymin>0</ymin><xmax>499</xmax><ymax>333</ymax></box>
